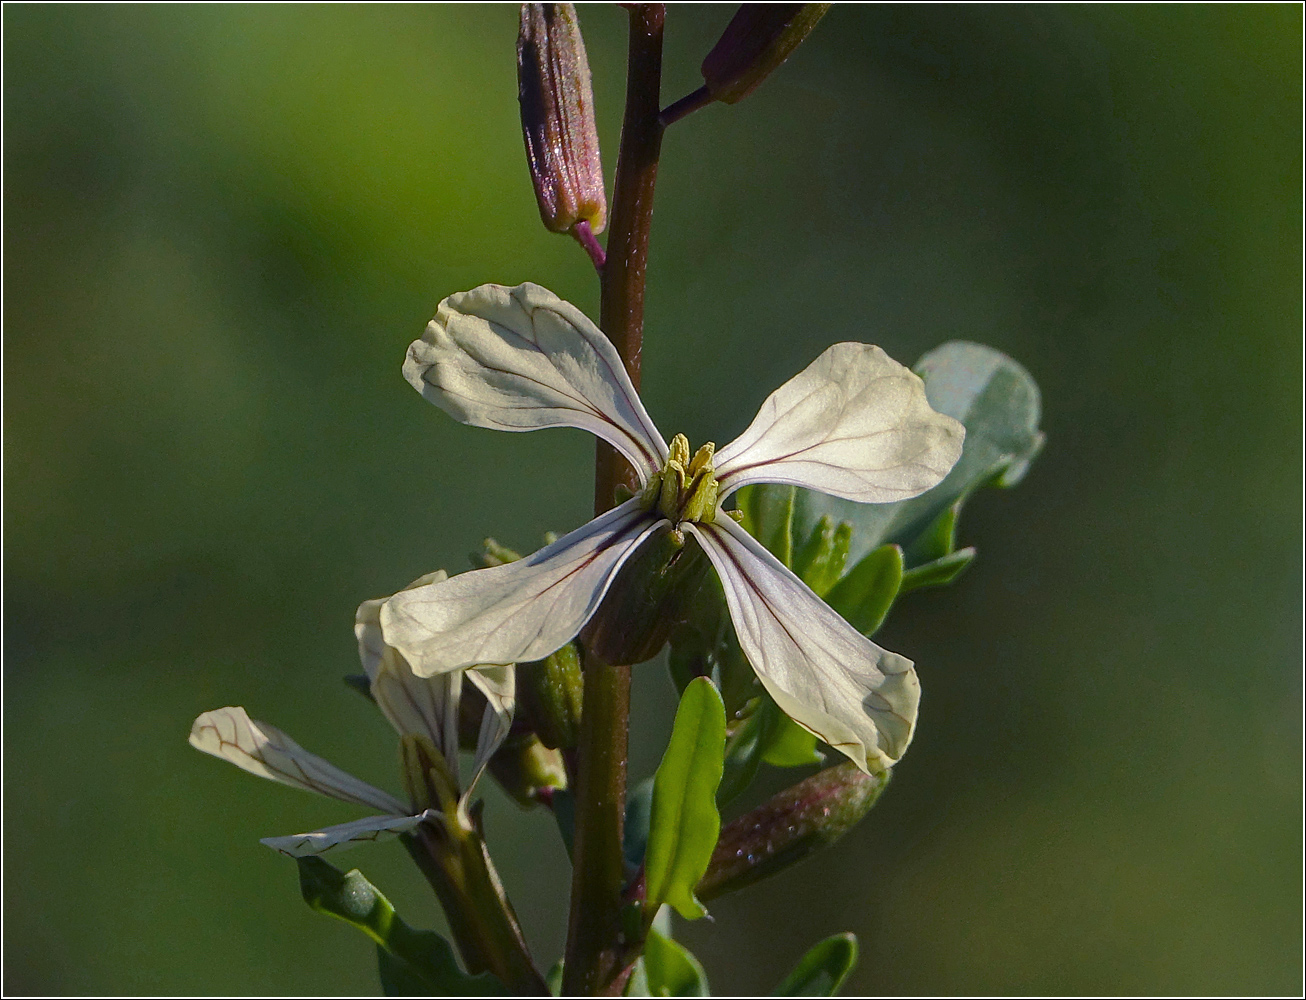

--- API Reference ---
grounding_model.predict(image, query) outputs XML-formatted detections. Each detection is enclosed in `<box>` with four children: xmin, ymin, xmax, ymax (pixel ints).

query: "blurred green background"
<box><xmin>4</xmin><ymin>4</ymin><xmax>1300</xmax><ymax>995</ymax></box>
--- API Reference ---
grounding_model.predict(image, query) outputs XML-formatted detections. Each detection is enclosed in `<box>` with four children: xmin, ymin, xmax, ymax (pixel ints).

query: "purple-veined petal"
<box><xmin>714</xmin><ymin>342</ymin><xmax>964</xmax><ymax>502</ymax></box>
<box><xmin>189</xmin><ymin>707</ymin><xmax>407</xmax><ymax>814</ymax></box>
<box><xmin>357</xmin><ymin>571</ymin><xmax>463</xmax><ymax>771</ymax></box>
<box><xmin>260</xmin><ymin>810</ymin><xmax>441</xmax><ymax>857</ymax></box>
<box><xmin>380</xmin><ymin>498</ymin><xmax>665</xmax><ymax>676</ymax></box>
<box><xmin>405</xmin><ymin>282</ymin><xmax>667</xmax><ymax>482</ymax></box>
<box><xmin>684</xmin><ymin>517</ymin><xmax>920</xmax><ymax>772</ymax></box>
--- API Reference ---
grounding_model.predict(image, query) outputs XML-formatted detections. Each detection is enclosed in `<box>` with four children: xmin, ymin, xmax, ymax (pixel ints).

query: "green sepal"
<box><xmin>645</xmin><ymin>677</ymin><xmax>726</xmax><ymax>920</ymax></box>
<box><xmin>773</xmin><ymin>932</ymin><xmax>858</xmax><ymax>996</ymax></box>
<box><xmin>295</xmin><ymin>856</ymin><xmax>501</xmax><ymax>996</ymax></box>
<box><xmin>904</xmin><ymin>497</ymin><xmax>961</xmax><ymax>566</ymax></box>
<box><xmin>899</xmin><ymin>546</ymin><xmax>976</xmax><ymax>593</ymax></box>
<box><xmin>823</xmin><ymin>544</ymin><xmax>903</xmax><ymax>636</ymax></box>
<box><xmin>641</xmin><ymin>928</ymin><xmax>710</xmax><ymax>997</ymax></box>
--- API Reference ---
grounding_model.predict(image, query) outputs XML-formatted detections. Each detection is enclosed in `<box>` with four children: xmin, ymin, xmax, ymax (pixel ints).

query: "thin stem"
<box><xmin>563</xmin><ymin>4</ymin><xmax>666</xmax><ymax>996</ymax></box>
<box><xmin>659</xmin><ymin>83</ymin><xmax>713</xmax><ymax>127</ymax></box>
<box><xmin>572</xmin><ymin>219</ymin><xmax>607</xmax><ymax>273</ymax></box>
<box><xmin>405</xmin><ymin>824</ymin><xmax>549</xmax><ymax>995</ymax></box>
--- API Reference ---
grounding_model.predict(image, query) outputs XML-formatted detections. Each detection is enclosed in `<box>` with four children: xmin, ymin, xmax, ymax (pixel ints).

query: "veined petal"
<box><xmin>381</xmin><ymin>498</ymin><xmax>664</xmax><ymax>676</ymax></box>
<box><xmin>714</xmin><ymin>342</ymin><xmax>964</xmax><ymax>502</ymax></box>
<box><xmin>459</xmin><ymin>672</ymin><xmax>516</xmax><ymax>824</ymax></box>
<box><xmin>189</xmin><ymin>707</ymin><xmax>408</xmax><ymax>814</ymax></box>
<box><xmin>357</xmin><ymin>571</ymin><xmax>462</xmax><ymax>769</ymax></box>
<box><xmin>684</xmin><ymin>517</ymin><xmax>920</xmax><ymax>773</ymax></box>
<box><xmin>260</xmin><ymin>810</ymin><xmax>440</xmax><ymax>858</ymax></box>
<box><xmin>405</xmin><ymin>282</ymin><xmax>667</xmax><ymax>482</ymax></box>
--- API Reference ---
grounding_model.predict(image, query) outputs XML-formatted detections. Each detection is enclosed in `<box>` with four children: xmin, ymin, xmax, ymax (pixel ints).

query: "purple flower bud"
<box><xmin>697</xmin><ymin>761</ymin><xmax>888</xmax><ymax>900</ymax></box>
<box><xmin>700</xmin><ymin>4</ymin><xmax>831</xmax><ymax>105</ymax></box>
<box><xmin>517</xmin><ymin>4</ymin><xmax>607</xmax><ymax>235</ymax></box>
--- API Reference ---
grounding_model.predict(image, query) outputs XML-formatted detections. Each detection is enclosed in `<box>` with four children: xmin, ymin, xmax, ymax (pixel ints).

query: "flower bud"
<box><xmin>700</xmin><ymin>4</ymin><xmax>831</xmax><ymax>105</ymax></box>
<box><xmin>517</xmin><ymin>4</ymin><xmax>606</xmax><ymax>235</ymax></box>
<box><xmin>696</xmin><ymin>762</ymin><xmax>889</xmax><ymax>900</ymax></box>
<box><xmin>487</xmin><ymin>732</ymin><xmax>568</xmax><ymax>808</ymax></box>
<box><xmin>518</xmin><ymin>642</ymin><xmax>584</xmax><ymax>750</ymax></box>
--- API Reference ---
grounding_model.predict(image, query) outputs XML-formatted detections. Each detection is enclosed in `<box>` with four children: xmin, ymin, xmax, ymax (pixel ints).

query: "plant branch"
<box><xmin>564</xmin><ymin>5</ymin><xmax>666</xmax><ymax>996</ymax></box>
<box><xmin>659</xmin><ymin>84</ymin><xmax>713</xmax><ymax>127</ymax></box>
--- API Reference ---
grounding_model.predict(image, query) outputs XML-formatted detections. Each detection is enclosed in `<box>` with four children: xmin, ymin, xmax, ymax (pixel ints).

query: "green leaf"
<box><xmin>295</xmin><ymin>856</ymin><xmax>501</xmax><ymax>996</ymax></box>
<box><xmin>761</xmin><ymin>712</ymin><xmax>823</xmax><ymax>767</ymax></box>
<box><xmin>904</xmin><ymin>498</ymin><xmax>961</xmax><ymax>566</ymax></box>
<box><xmin>643</xmin><ymin>928</ymin><xmax>710</xmax><ymax>997</ymax></box>
<box><xmin>645</xmin><ymin>677</ymin><xmax>726</xmax><ymax>920</ymax></box>
<box><xmin>717</xmin><ymin>697</ymin><xmax>776</xmax><ymax>806</ymax></box>
<box><xmin>823</xmin><ymin>544</ymin><xmax>903</xmax><ymax>636</ymax></box>
<box><xmin>792</xmin><ymin>517</ymin><xmax>853</xmax><ymax>596</ymax></box>
<box><xmin>624</xmin><ymin>776</ymin><xmax>656</xmax><ymax>870</ymax></box>
<box><xmin>773</xmin><ymin>932</ymin><xmax>858</xmax><ymax>996</ymax></box>
<box><xmin>773</xmin><ymin>341</ymin><xmax>1044</xmax><ymax>570</ymax></box>
<box><xmin>737</xmin><ymin>482</ymin><xmax>795</xmax><ymax>564</ymax></box>
<box><xmin>899</xmin><ymin>546</ymin><xmax>976</xmax><ymax>593</ymax></box>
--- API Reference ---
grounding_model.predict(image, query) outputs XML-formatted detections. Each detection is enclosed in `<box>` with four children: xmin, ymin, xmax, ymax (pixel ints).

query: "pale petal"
<box><xmin>684</xmin><ymin>517</ymin><xmax>920</xmax><ymax>772</ymax></box>
<box><xmin>356</xmin><ymin>571</ymin><xmax>463</xmax><ymax>769</ymax></box>
<box><xmin>405</xmin><ymin>282</ymin><xmax>667</xmax><ymax>482</ymax></box>
<box><xmin>189</xmin><ymin>707</ymin><xmax>407</xmax><ymax>814</ymax></box>
<box><xmin>380</xmin><ymin>498</ymin><xmax>664</xmax><ymax>676</ymax></box>
<box><xmin>714</xmin><ymin>342</ymin><xmax>965</xmax><ymax>503</ymax></box>
<box><xmin>260</xmin><ymin>810</ymin><xmax>440</xmax><ymax>857</ymax></box>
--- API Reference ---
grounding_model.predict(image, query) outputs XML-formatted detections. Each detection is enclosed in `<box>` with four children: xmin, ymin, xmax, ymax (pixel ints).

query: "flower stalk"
<box><xmin>564</xmin><ymin>5</ymin><xmax>665</xmax><ymax>996</ymax></box>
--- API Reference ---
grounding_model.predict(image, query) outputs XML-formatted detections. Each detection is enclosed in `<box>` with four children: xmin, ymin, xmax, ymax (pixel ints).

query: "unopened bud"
<box><xmin>700</xmin><ymin>4</ymin><xmax>831</xmax><ymax>105</ymax></box>
<box><xmin>487</xmin><ymin>732</ymin><xmax>568</xmax><ymax>808</ymax></box>
<box><xmin>697</xmin><ymin>762</ymin><xmax>888</xmax><ymax>900</ymax></box>
<box><xmin>518</xmin><ymin>4</ymin><xmax>606</xmax><ymax>235</ymax></box>
<box><xmin>518</xmin><ymin>642</ymin><xmax>584</xmax><ymax>750</ymax></box>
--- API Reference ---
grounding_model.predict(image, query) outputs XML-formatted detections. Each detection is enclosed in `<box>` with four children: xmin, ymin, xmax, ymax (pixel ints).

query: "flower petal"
<box><xmin>405</xmin><ymin>282</ymin><xmax>667</xmax><ymax>482</ymax></box>
<box><xmin>189</xmin><ymin>707</ymin><xmax>408</xmax><ymax>814</ymax></box>
<box><xmin>684</xmin><ymin>517</ymin><xmax>920</xmax><ymax>772</ymax></box>
<box><xmin>357</xmin><ymin>571</ymin><xmax>463</xmax><ymax>769</ymax></box>
<box><xmin>381</xmin><ymin>498</ymin><xmax>664</xmax><ymax>676</ymax></box>
<box><xmin>260</xmin><ymin>810</ymin><xmax>440</xmax><ymax>857</ymax></box>
<box><xmin>714</xmin><ymin>342</ymin><xmax>964</xmax><ymax>503</ymax></box>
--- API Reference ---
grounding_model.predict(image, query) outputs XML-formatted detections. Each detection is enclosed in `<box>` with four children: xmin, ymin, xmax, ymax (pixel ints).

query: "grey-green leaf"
<box><xmin>643</xmin><ymin>928</ymin><xmax>710</xmax><ymax>997</ymax></box>
<box><xmin>780</xmin><ymin>341</ymin><xmax>1044</xmax><ymax>569</ymax></box>
<box><xmin>823</xmin><ymin>543</ymin><xmax>903</xmax><ymax>636</ymax></box>
<box><xmin>296</xmin><ymin>856</ymin><xmax>501</xmax><ymax>996</ymax></box>
<box><xmin>645</xmin><ymin>677</ymin><xmax>726</xmax><ymax>920</ymax></box>
<box><xmin>773</xmin><ymin>932</ymin><xmax>858</xmax><ymax>996</ymax></box>
<box><xmin>899</xmin><ymin>546</ymin><xmax>976</xmax><ymax>593</ymax></box>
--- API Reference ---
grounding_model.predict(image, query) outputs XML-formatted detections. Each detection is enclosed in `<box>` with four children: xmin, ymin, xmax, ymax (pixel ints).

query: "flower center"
<box><xmin>641</xmin><ymin>433</ymin><xmax>718</xmax><ymax>525</ymax></box>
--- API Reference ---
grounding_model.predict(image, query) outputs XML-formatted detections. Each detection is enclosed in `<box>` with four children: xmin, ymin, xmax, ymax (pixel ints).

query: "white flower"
<box><xmin>381</xmin><ymin>283</ymin><xmax>964</xmax><ymax>772</ymax></box>
<box><xmin>188</xmin><ymin>571</ymin><xmax>514</xmax><ymax>856</ymax></box>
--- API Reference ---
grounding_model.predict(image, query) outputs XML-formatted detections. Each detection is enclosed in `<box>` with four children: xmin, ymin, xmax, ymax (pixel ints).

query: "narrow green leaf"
<box><xmin>643</xmin><ymin>928</ymin><xmax>710</xmax><ymax>997</ymax></box>
<box><xmin>773</xmin><ymin>932</ymin><xmax>858</xmax><ymax>996</ymax></box>
<box><xmin>762</xmin><ymin>712</ymin><xmax>823</xmax><ymax>767</ymax></box>
<box><xmin>717</xmin><ymin>697</ymin><xmax>776</xmax><ymax>806</ymax></box>
<box><xmin>296</xmin><ymin>856</ymin><xmax>501</xmax><ymax>995</ymax></box>
<box><xmin>905</xmin><ymin>497</ymin><xmax>961</xmax><ymax>566</ymax></box>
<box><xmin>624</xmin><ymin>776</ymin><xmax>656</xmax><ymax>870</ymax></box>
<box><xmin>645</xmin><ymin>677</ymin><xmax>726</xmax><ymax>920</ymax></box>
<box><xmin>899</xmin><ymin>546</ymin><xmax>976</xmax><ymax>593</ymax></box>
<box><xmin>738</xmin><ymin>482</ymin><xmax>795</xmax><ymax>565</ymax></box>
<box><xmin>824</xmin><ymin>544</ymin><xmax>903</xmax><ymax>636</ymax></box>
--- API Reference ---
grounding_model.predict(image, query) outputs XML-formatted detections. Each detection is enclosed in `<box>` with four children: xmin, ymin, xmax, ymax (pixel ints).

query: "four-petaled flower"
<box><xmin>189</xmin><ymin>571</ymin><xmax>514</xmax><ymax>856</ymax></box>
<box><xmin>380</xmin><ymin>283</ymin><xmax>964</xmax><ymax>772</ymax></box>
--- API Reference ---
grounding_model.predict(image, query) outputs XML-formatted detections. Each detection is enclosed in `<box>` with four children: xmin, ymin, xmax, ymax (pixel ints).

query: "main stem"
<box><xmin>563</xmin><ymin>6</ymin><xmax>666</xmax><ymax>996</ymax></box>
